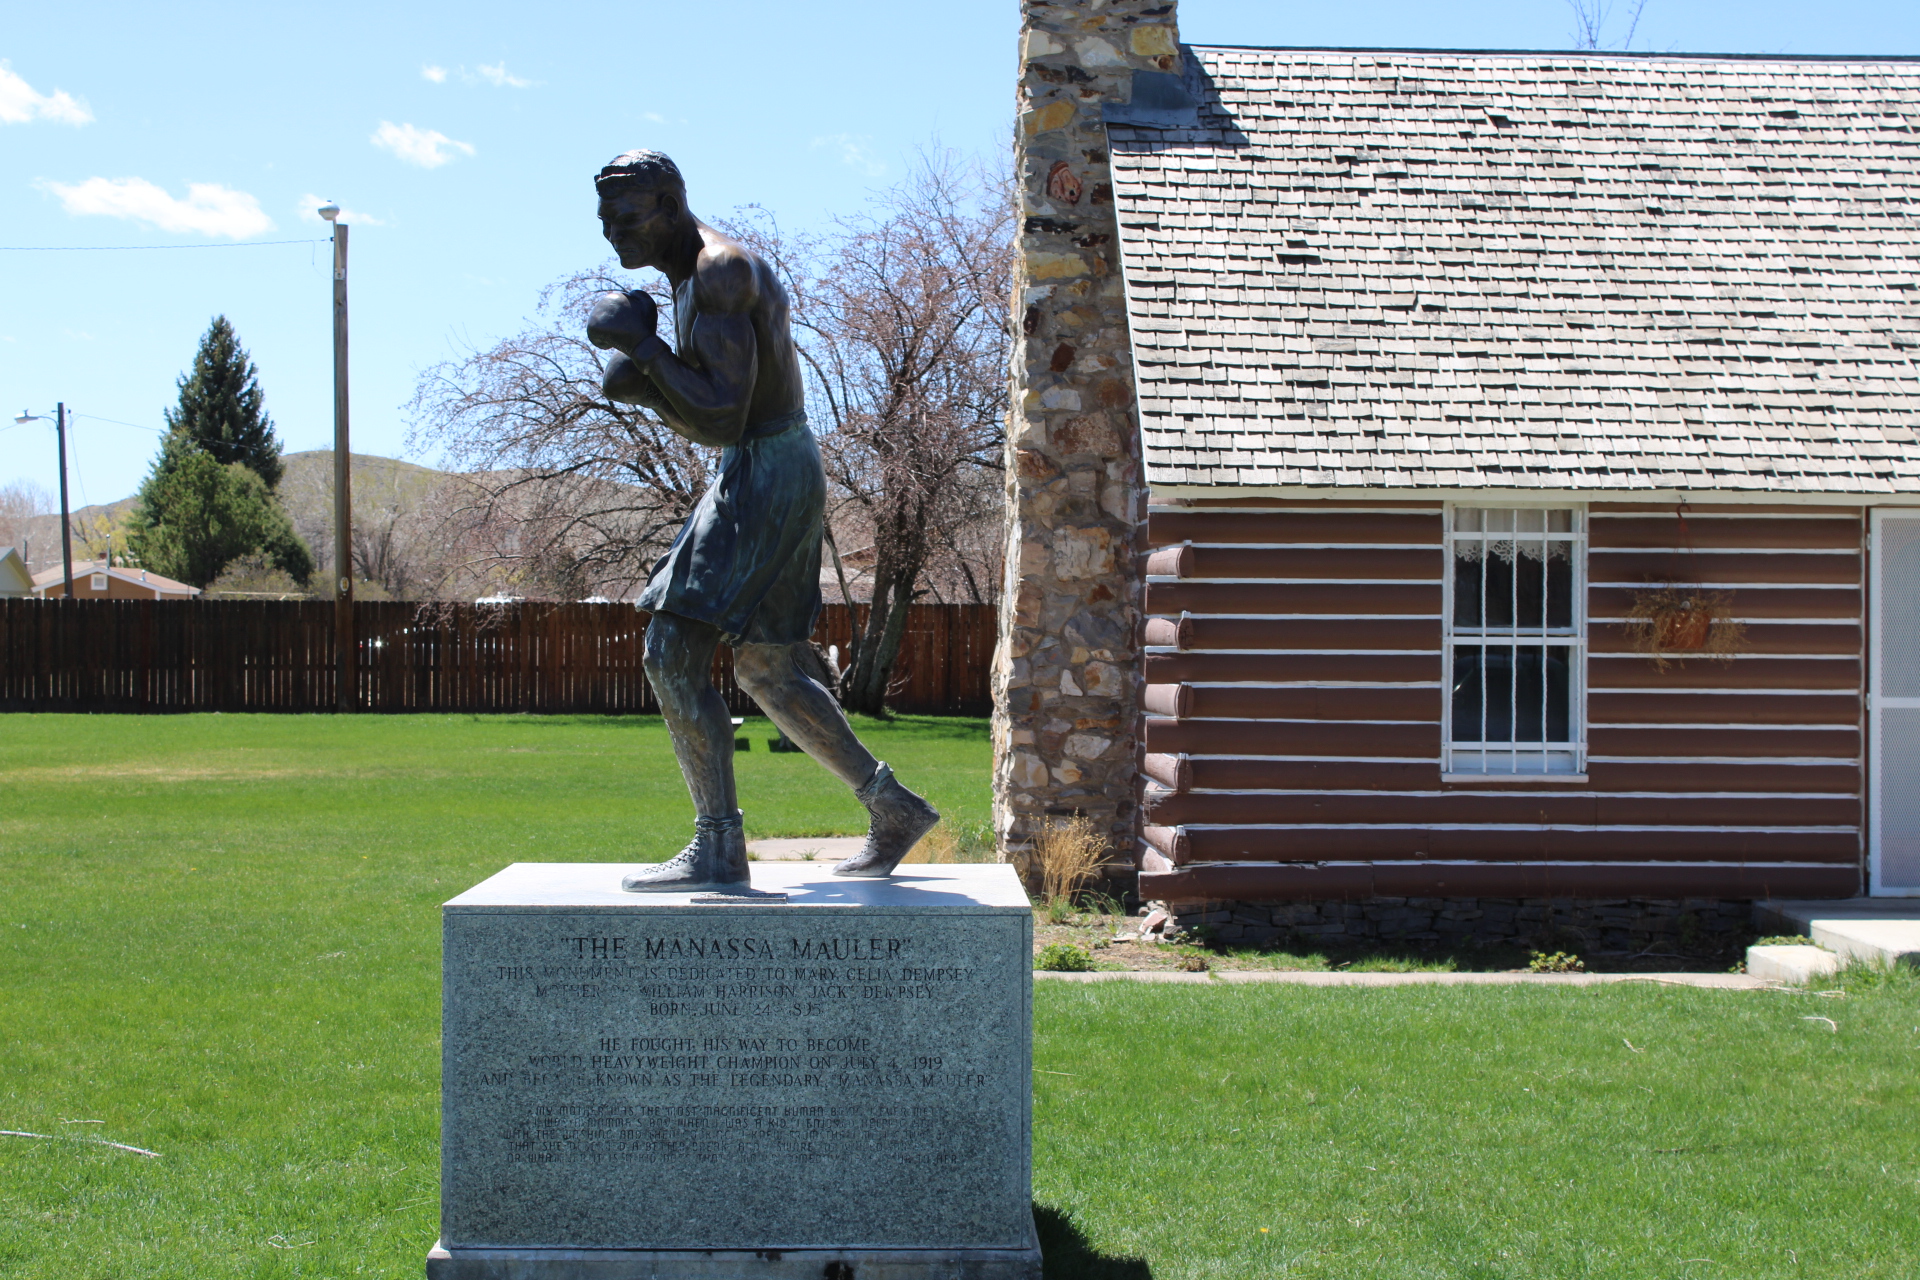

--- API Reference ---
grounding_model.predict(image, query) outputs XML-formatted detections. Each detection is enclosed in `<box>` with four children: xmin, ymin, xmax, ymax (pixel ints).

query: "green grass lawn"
<box><xmin>1035</xmin><ymin>973</ymin><xmax>1920</xmax><ymax>1280</ymax></box>
<box><xmin>3</xmin><ymin>714</ymin><xmax>1916</xmax><ymax>1279</ymax></box>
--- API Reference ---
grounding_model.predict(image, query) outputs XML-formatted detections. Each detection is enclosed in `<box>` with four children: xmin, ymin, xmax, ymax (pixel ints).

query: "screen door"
<box><xmin>1871</xmin><ymin>510</ymin><xmax>1920</xmax><ymax>895</ymax></box>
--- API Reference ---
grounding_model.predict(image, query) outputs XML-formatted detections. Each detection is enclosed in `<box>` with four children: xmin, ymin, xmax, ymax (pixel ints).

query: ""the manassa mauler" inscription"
<box><xmin>560</xmin><ymin>934</ymin><xmax>913</xmax><ymax>961</ymax></box>
<box><xmin>440</xmin><ymin>864</ymin><xmax>1032</xmax><ymax>1253</ymax></box>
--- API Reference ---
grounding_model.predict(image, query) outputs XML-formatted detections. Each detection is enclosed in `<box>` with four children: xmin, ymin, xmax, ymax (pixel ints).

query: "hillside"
<box><xmin>277</xmin><ymin>450</ymin><xmax>453</xmax><ymax>575</ymax></box>
<box><xmin>7</xmin><ymin>451</ymin><xmax>454</xmax><ymax>575</ymax></box>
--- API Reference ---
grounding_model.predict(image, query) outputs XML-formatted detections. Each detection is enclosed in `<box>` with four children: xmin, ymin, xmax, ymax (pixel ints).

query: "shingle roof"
<box><xmin>32</xmin><ymin>560</ymin><xmax>199</xmax><ymax>595</ymax></box>
<box><xmin>1110</xmin><ymin>49</ymin><xmax>1920</xmax><ymax>492</ymax></box>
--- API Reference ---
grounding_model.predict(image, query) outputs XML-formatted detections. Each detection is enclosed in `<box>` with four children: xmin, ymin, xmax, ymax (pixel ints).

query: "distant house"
<box><xmin>0</xmin><ymin>548</ymin><xmax>32</xmax><ymax>597</ymax></box>
<box><xmin>32</xmin><ymin>560</ymin><xmax>200</xmax><ymax>600</ymax></box>
<box><xmin>1002</xmin><ymin>0</ymin><xmax>1920</xmax><ymax>910</ymax></box>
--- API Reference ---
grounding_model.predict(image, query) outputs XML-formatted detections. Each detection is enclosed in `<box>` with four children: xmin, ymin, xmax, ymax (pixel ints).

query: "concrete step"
<box><xmin>1753</xmin><ymin>899</ymin><xmax>1920</xmax><ymax>968</ymax></box>
<box><xmin>1746</xmin><ymin>944</ymin><xmax>1841</xmax><ymax>986</ymax></box>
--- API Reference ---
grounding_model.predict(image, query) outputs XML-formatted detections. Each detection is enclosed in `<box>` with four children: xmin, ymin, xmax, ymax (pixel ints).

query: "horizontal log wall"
<box><xmin>1137</xmin><ymin>498</ymin><xmax>1865</xmax><ymax>901</ymax></box>
<box><xmin>0</xmin><ymin>600</ymin><xmax>995</xmax><ymax>717</ymax></box>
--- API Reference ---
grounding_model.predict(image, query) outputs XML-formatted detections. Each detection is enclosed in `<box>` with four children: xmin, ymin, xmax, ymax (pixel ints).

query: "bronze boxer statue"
<box><xmin>587</xmin><ymin>150</ymin><xmax>939</xmax><ymax>892</ymax></box>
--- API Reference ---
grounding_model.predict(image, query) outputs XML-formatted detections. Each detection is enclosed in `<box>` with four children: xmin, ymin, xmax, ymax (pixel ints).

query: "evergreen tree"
<box><xmin>125</xmin><ymin>435</ymin><xmax>313</xmax><ymax>587</ymax></box>
<box><xmin>166</xmin><ymin>316</ymin><xmax>285</xmax><ymax>489</ymax></box>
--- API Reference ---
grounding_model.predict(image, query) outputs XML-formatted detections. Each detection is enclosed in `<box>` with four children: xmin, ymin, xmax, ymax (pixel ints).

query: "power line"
<box><xmin>65</xmin><ymin>415</ymin><xmax>92</xmax><ymax>510</ymax></box>
<box><xmin>0</xmin><ymin>239</ymin><xmax>327</xmax><ymax>252</ymax></box>
<box><xmin>74</xmin><ymin>412</ymin><xmax>166</xmax><ymax>435</ymax></box>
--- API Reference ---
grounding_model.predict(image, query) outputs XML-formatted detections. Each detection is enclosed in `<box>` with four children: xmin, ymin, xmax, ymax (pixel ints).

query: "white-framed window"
<box><xmin>91</xmin><ymin>573</ymin><xmax>108</xmax><ymax>592</ymax></box>
<box><xmin>1443</xmin><ymin>506</ymin><xmax>1586</xmax><ymax>776</ymax></box>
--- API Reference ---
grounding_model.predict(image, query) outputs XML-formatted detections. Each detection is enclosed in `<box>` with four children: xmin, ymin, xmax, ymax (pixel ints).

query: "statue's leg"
<box><xmin>644</xmin><ymin>612</ymin><xmax>735</xmax><ymax>816</ymax></box>
<box><xmin>734</xmin><ymin>642</ymin><xmax>939</xmax><ymax>878</ymax></box>
<box><xmin>624</xmin><ymin>611</ymin><xmax>747</xmax><ymax>892</ymax></box>
<box><xmin>732</xmin><ymin>642</ymin><xmax>876</xmax><ymax>787</ymax></box>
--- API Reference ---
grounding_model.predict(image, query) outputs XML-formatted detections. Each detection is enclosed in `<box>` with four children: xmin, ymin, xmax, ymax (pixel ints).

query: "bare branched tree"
<box><xmin>406</xmin><ymin>269</ymin><xmax>711</xmax><ymax>599</ymax></box>
<box><xmin>1567</xmin><ymin>0</ymin><xmax>1648</xmax><ymax>50</ymax></box>
<box><xmin>757</xmin><ymin>152</ymin><xmax>1013</xmax><ymax>714</ymax></box>
<box><xmin>405</xmin><ymin>154</ymin><xmax>1010</xmax><ymax>704</ymax></box>
<box><xmin>0</xmin><ymin>480</ymin><xmax>53</xmax><ymax>565</ymax></box>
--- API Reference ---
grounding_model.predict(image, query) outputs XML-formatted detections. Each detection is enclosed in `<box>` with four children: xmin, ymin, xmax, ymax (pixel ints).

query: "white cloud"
<box><xmin>38</xmin><ymin>177</ymin><xmax>273</xmax><ymax>238</ymax></box>
<box><xmin>371</xmin><ymin>121</ymin><xmax>475</xmax><ymax>168</ymax></box>
<box><xmin>475</xmin><ymin>62</ymin><xmax>532</xmax><ymax>88</ymax></box>
<box><xmin>420</xmin><ymin>61</ymin><xmax>535</xmax><ymax>88</ymax></box>
<box><xmin>297</xmin><ymin>194</ymin><xmax>384</xmax><ymax>226</ymax></box>
<box><xmin>0</xmin><ymin>60</ymin><xmax>92</xmax><ymax>125</ymax></box>
<box><xmin>810</xmin><ymin>133</ymin><xmax>887</xmax><ymax>178</ymax></box>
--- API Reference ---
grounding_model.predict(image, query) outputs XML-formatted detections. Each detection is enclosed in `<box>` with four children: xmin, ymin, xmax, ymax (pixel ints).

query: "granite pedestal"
<box><xmin>429</xmin><ymin>863</ymin><xmax>1038</xmax><ymax>1279</ymax></box>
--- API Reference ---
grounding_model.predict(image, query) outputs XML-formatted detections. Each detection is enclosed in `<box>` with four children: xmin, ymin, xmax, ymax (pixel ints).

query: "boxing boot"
<box><xmin>832</xmin><ymin>763</ymin><xmax>940</xmax><ymax>878</ymax></box>
<box><xmin>623</xmin><ymin>810</ymin><xmax>750</xmax><ymax>892</ymax></box>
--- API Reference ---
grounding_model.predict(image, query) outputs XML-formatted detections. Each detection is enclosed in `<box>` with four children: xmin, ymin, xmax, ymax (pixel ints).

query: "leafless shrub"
<box><xmin>0</xmin><ymin>480</ymin><xmax>52</xmax><ymax>562</ymax></box>
<box><xmin>729</xmin><ymin>151</ymin><xmax>1012</xmax><ymax>713</ymax></box>
<box><xmin>1567</xmin><ymin>0</ymin><xmax>1648</xmax><ymax>50</ymax></box>
<box><xmin>403</xmin><ymin>150</ymin><xmax>1011</xmax><ymax>657</ymax></box>
<box><xmin>203</xmin><ymin>552</ymin><xmax>314</xmax><ymax>600</ymax></box>
<box><xmin>280</xmin><ymin>455</ymin><xmax>487</xmax><ymax>601</ymax></box>
<box><xmin>406</xmin><ymin>269</ymin><xmax>710</xmax><ymax>600</ymax></box>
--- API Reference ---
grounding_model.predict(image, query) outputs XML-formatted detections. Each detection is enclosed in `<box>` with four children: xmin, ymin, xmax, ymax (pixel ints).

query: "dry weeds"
<box><xmin>1033</xmin><ymin>814</ymin><xmax>1107</xmax><ymax>907</ymax></box>
<box><xmin>901</xmin><ymin>820</ymin><xmax>991</xmax><ymax>865</ymax></box>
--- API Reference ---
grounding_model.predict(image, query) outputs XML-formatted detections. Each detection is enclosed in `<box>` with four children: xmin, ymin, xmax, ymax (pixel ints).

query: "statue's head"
<box><xmin>595</xmin><ymin>150</ymin><xmax>689</xmax><ymax>270</ymax></box>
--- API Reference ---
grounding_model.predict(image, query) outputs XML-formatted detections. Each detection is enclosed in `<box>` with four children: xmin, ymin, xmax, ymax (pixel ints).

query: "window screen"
<box><xmin>1447</xmin><ymin>507</ymin><xmax>1585</xmax><ymax>775</ymax></box>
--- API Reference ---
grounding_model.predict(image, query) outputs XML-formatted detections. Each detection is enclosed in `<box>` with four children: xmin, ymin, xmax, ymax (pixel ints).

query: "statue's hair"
<box><xmin>595</xmin><ymin>150</ymin><xmax>684</xmax><ymax>194</ymax></box>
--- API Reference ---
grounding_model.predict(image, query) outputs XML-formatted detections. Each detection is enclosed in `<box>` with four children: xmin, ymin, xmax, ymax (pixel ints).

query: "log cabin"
<box><xmin>1124</xmin><ymin>47</ymin><xmax>1920</xmax><ymax>908</ymax></box>
<box><xmin>1000</xmin><ymin>0</ymin><xmax>1920</xmax><ymax>929</ymax></box>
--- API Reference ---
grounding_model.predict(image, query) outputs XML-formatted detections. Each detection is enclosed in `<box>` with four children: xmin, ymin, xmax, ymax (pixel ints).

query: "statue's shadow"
<box><xmin>773</xmin><ymin>874</ymin><xmax>1014</xmax><ymax>908</ymax></box>
<box><xmin>1034</xmin><ymin>1204</ymin><xmax>1153</xmax><ymax>1279</ymax></box>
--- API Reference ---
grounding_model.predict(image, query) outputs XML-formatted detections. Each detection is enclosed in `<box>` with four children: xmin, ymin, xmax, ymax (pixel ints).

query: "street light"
<box><xmin>13</xmin><ymin>403</ymin><xmax>73</xmax><ymax>599</ymax></box>
<box><xmin>318</xmin><ymin>199</ymin><xmax>354</xmax><ymax>711</ymax></box>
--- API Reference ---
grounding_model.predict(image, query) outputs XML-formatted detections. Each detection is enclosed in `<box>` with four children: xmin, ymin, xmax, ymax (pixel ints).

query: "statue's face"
<box><xmin>598</xmin><ymin>184</ymin><xmax>682</xmax><ymax>270</ymax></box>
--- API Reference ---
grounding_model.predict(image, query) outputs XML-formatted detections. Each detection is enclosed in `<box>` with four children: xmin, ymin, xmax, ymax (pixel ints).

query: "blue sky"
<box><xmin>3</xmin><ymin>0</ymin><xmax>1916</xmax><ymax>507</ymax></box>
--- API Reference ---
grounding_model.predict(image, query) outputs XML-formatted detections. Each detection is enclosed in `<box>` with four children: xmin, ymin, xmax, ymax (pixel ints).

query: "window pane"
<box><xmin>1516</xmin><ymin>541</ymin><xmax>1546</xmax><ymax>628</ymax></box>
<box><xmin>1518</xmin><ymin>646</ymin><xmax>1572</xmax><ymax>742</ymax></box>
<box><xmin>1451</xmin><ymin>645</ymin><xmax>1572</xmax><ymax>743</ymax></box>
<box><xmin>1545</xmin><ymin>542</ymin><xmax>1573</xmax><ymax>629</ymax></box>
<box><xmin>1451</xmin><ymin>647</ymin><xmax>1487</xmax><ymax>740</ymax></box>
<box><xmin>1452</xmin><ymin>511</ymin><xmax>1576</xmax><ymax>633</ymax></box>
<box><xmin>1510</xmin><ymin>540</ymin><xmax>1572</xmax><ymax>630</ymax></box>
<box><xmin>1453</xmin><ymin>549</ymin><xmax>1484</xmax><ymax>627</ymax></box>
<box><xmin>1482</xmin><ymin>544</ymin><xmax>1515</xmax><ymax>628</ymax></box>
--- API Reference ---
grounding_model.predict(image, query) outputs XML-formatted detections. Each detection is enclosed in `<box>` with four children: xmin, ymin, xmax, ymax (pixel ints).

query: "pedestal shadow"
<box><xmin>1034</xmin><ymin>1204</ymin><xmax>1153</xmax><ymax>1279</ymax></box>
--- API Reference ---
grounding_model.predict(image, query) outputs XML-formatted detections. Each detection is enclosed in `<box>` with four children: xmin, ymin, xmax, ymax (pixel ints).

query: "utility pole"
<box><xmin>319</xmin><ymin>202</ymin><xmax>355</xmax><ymax>712</ymax></box>
<box><xmin>12</xmin><ymin>403</ymin><xmax>74</xmax><ymax>597</ymax></box>
<box><xmin>55</xmin><ymin>402</ymin><xmax>72</xmax><ymax>599</ymax></box>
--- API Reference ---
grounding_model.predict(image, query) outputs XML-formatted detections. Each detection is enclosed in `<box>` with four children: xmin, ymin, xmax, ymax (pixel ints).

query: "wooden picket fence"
<box><xmin>0</xmin><ymin>599</ymin><xmax>997</xmax><ymax>716</ymax></box>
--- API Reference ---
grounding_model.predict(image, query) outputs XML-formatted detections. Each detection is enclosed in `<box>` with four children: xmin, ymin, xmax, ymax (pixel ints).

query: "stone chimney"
<box><xmin>993</xmin><ymin>0</ymin><xmax>1188</xmax><ymax>880</ymax></box>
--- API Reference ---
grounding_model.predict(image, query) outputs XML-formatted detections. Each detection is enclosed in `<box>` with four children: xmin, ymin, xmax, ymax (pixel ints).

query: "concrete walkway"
<box><xmin>746</xmin><ymin>837</ymin><xmax>865</xmax><ymax>862</ymax></box>
<box><xmin>1754</xmin><ymin>899</ymin><xmax>1920</xmax><ymax>967</ymax></box>
<box><xmin>1035</xmin><ymin>969</ymin><xmax>1766</xmax><ymax>988</ymax></box>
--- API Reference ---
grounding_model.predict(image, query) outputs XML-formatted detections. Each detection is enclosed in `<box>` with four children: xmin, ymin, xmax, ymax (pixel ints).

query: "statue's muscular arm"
<box><xmin>617</xmin><ymin>250</ymin><xmax>759</xmax><ymax>449</ymax></box>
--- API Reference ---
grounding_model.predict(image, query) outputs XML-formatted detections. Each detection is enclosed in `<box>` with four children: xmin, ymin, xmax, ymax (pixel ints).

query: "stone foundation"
<box><xmin>1145</xmin><ymin>897</ymin><xmax>1755</xmax><ymax>956</ymax></box>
